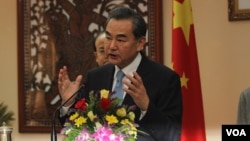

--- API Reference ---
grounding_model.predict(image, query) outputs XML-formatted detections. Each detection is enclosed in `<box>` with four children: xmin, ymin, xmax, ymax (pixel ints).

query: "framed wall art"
<box><xmin>18</xmin><ymin>0</ymin><xmax>163</xmax><ymax>133</ymax></box>
<box><xmin>228</xmin><ymin>0</ymin><xmax>250</xmax><ymax>21</ymax></box>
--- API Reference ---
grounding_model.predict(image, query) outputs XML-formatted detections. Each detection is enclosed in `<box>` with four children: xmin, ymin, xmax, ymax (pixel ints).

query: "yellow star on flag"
<box><xmin>173</xmin><ymin>0</ymin><xmax>193</xmax><ymax>45</ymax></box>
<box><xmin>180</xmin><ymin>72</ymin><xmax>189</xmax><ymax>88</ymax></box>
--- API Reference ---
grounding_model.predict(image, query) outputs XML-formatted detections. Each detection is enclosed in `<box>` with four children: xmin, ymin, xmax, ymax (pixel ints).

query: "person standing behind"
<box><xmin>237</xmin><ymin>87</ymin><xmax>250</xmax><ymax>124</ymax></box>
<box><xmin>58</xmin><ymin>6</ymin><xmax>182</xmax><ymax>141</ymax></box>
<box><xmin>93</xmin><ymin>32</ymin><xmax>108</xmax><ymax>66</ymax></box>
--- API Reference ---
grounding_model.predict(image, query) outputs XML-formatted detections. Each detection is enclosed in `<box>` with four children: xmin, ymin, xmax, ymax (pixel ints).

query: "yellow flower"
<box><xmin>121</xmin><ymin>119</ymin><xmax>137</xmax><ymax>136</ymax></box>
<box><xmin>105</xmin><ymin>114</ymin><xmax>118</xmax><ymax>124</ymax></box>
<box><xmin>121</xmin><ymin>118</ymin><xmax>130</xmax><ymax>125</ymax></box>
<box><xmin>69</xmin><ymin>112</ymin><xmax>79</xmax><ymax>121</ymax></box>
<box><xmin>74</xmin><ymin>116</ymin><xmax>87</xmax><ymax>127</ymax></box>
<box><xmin>128</xmin><ymin>111</ymin><xmax>135</xmax><ymax>121</ymax></box>
<box><xmin>122</xmin><ymin>119</ymin><xmax>137</xmax><ymax>130</ymax></box>
<box><xmin>87</xmin><ymin>111</ymin><xmax>96</xmax><ymax>122</ymax></box>
<box><xmin>116</xmin><ymin>107</ymin><xmax>127</xmax><ymax>117</ymax></box>
<box><xmin>95</xmin><ymin>121</ymin><xmax>102</xmax><ymax>128</ymax></box>
<box><xmin>128</xmin><ymin>128</ymin><xmax>137</xmax><ymax>137</ymax></box>
<box><xmin>100</xmin><ymin>89</ymin><xmax>109</xmax><ymax>98</ymax></box>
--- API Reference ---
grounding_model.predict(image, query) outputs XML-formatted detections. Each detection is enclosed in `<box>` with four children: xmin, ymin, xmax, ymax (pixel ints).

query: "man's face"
<box><xmin>94</xmin><ymin>36</ymin><xmax>108</xmax><ymax>66</ymax></box>
<box><xmin>105</xmin><ymin>19</ymin><xmax>145</xmax><ymax>69</ymax></box>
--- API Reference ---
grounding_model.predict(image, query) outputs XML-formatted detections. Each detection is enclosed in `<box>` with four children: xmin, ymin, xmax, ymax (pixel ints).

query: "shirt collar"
<box><xmin>114</xmin><ymin>53</ymin><xmax>142</xmax><ymax>76</ymax></box>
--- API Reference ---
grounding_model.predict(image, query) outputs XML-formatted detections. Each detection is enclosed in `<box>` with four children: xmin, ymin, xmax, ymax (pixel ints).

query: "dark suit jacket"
<box><xmin>60</xmin><ymin>54</ymin><xmax>182</xmax><ymax>141</ymax></box>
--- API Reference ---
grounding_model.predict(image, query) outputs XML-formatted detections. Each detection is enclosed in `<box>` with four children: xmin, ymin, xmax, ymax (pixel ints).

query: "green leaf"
<box><xmin>0</xmin><ymin>102</ymin><xmax>14</xmax><ymax>126</ymax></box>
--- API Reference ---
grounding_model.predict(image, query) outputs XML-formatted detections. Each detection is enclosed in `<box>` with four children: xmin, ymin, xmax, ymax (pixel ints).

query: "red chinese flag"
<box><xmin>172</xmin><ymin>0</ymin><xmax>206</xmax><ymax>141</ymax></box>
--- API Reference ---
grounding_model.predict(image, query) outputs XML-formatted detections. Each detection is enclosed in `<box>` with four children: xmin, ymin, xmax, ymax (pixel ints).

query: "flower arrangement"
<box><xmin>61</xmin><ymin>89</ymin><xmax>138</xmax><ymax>141</ymax></box>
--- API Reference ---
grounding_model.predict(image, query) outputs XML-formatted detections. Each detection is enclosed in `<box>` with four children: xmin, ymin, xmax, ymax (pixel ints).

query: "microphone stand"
<box><xmin>51</xmin><ymin>85</ymin><xmax>85</xmax><ymax>141</ymax></box>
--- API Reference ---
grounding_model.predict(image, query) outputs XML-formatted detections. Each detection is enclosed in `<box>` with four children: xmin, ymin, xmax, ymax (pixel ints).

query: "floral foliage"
<box><xmin>61</xmin><ymin>89</ymin><xmax>138</xmax><ymax>141</ymax></box>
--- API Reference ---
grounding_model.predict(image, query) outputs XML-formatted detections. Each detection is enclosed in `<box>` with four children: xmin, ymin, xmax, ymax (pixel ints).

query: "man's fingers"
<box><xmin>75</xmin><ymin>75</ymin><xmax>83</xmax><ymax>86</ymax></box>
<box><xmin>62</xmin><ymin>66</ymin><xmax>70</xmax><ymax>80</ymax></box>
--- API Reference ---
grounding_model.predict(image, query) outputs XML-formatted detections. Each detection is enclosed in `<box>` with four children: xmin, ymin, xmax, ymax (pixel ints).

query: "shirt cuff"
<box><xmin>139</xmin><ymin>110</ymin><xmax>147</xmax><ymax>120</ymax></box>
<box><xmin>59</xmin><ymin>103</ymin><xmax>73</xmax><ymax>117</ymax></box>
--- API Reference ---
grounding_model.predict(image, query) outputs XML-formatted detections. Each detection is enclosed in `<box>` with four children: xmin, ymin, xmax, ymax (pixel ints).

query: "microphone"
<box><xmin>51</xmin><ymin>84</ymin><xmax>86</xmax><ymax>141</ymax></box>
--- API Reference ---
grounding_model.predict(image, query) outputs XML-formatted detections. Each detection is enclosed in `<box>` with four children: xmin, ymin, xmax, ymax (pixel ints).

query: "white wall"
<box><xmin>1</xmin><ymin>0</ymin><xmax>250</xmax><ymax>140</ymax></box>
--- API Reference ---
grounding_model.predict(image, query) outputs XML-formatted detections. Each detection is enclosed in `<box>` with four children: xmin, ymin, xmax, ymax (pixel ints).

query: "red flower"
<box><xmin>100</xmin><ymin>98</ymin><xmax>112</xmax><ymax>111</ymax></box>
<box><xmin>75</xmin><ymin>98</ymin><xmax>87</xmax><ymax>110</ymax></box>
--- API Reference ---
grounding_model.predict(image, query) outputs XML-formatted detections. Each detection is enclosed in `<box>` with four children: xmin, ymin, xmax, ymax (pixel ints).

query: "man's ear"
<box><xmin>137</xmin><ymin>36</ymin><xmax>146</xmax><ymax>51</ymax></box>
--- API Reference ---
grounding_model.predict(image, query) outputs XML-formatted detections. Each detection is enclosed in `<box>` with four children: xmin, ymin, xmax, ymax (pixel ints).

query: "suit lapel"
<box><xmin>122</xmin><ymin>54</ymin><xmax>150</xmax><ymax>121</ymax></box>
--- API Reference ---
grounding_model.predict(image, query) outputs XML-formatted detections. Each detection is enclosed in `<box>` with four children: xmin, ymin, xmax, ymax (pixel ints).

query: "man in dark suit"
<box><xmin>58</xmin><ymin>6</ymin><xmax>182</xmax><ymax>141</ymax></box>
